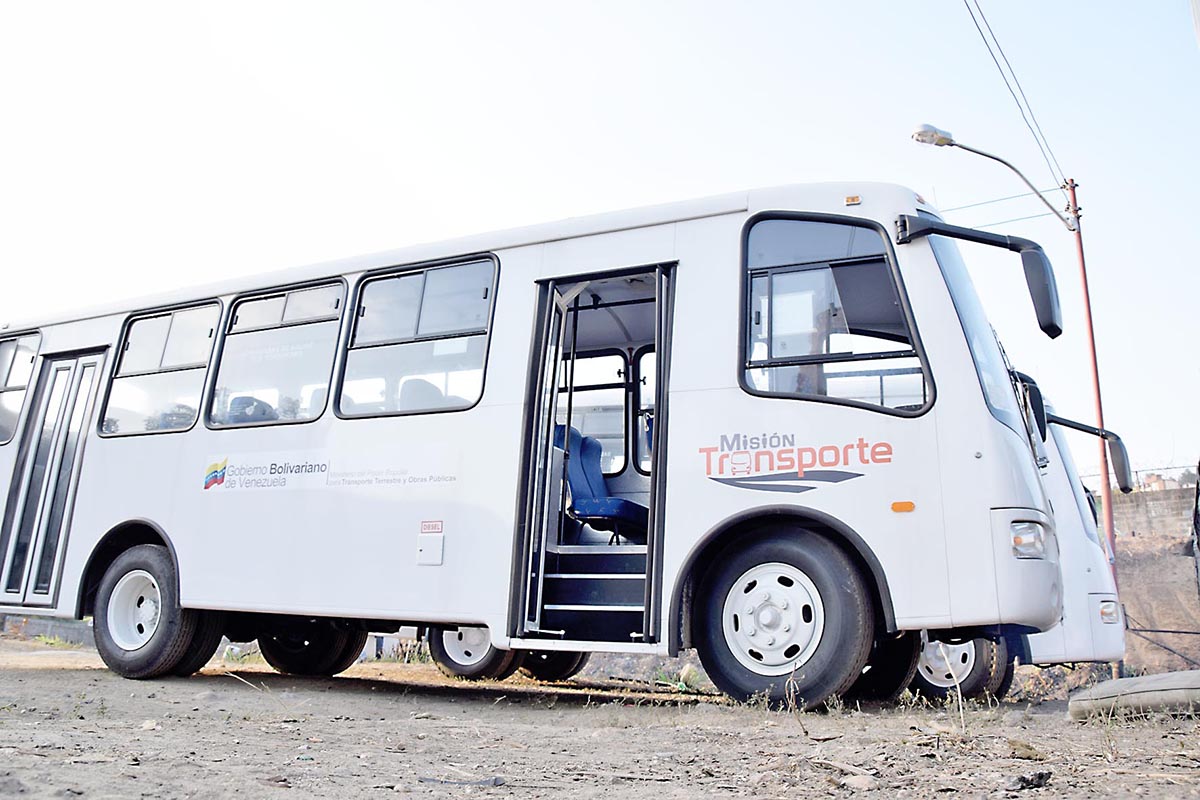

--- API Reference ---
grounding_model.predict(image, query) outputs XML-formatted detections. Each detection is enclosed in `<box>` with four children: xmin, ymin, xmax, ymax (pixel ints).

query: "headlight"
<box><xmin>1099</xmin><ymin>600</ymin><xmax>1121</xmax><ymax>624</ymax></box>
<box><xmin>1011</xmin><ymin>521</ymin><xmax>1046</xmax><ymax>559</ymax></box>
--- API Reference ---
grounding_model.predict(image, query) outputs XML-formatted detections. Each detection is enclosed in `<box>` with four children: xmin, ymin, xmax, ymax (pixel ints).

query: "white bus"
<box><xmin>0</xmin><ymin>183</ymin><xmax>1066</xmax><ymax>708</ymax></box>
<box><xmin>913</xmin><ymin>384</ymin><xmax>1131</xmax><ymax>699</ymax></box>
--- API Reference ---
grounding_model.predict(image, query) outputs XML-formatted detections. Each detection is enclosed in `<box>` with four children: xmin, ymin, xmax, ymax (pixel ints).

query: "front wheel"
<box><xmin>259</xmin><ymin>620</ymin><xmax>367</xmax><ymax>676</ymax></box>
<box><xmin>428</xmin><ymin>625</ymin><xmax>523</xmax><ymax>680</ymax></box>
<box><xmin>94</xmin><ymin>544</ymin><xmax>199</xmax><ymax>679</ymax></box>
<box><xmin>911</xmin><ymin>633</ymin><xmax>1009</xmax><ymax>700</ymax></box>
<box><xmin>694</xmin><ymin>533</ymin><xmax>875</xmax><ymax>709</ymax></box>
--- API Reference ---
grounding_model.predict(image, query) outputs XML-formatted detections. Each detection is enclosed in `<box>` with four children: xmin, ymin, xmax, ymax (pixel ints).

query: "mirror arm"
<box><xmin>1047</xmin><ymin>413</ymin><xmax>1135</xmax><ymax>494</ymax></box>
<box><xmin>896</xmin><ymin>214</ymin><xmax>1033</xmax><ymax>254</ymax></box>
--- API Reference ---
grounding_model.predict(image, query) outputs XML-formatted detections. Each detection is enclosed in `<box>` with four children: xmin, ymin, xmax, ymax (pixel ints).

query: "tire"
<box><xmin>911</xmin><ymin>634</ymin><xmax>1008</xmax><ymax>700</ymax></box>
<box><xmin>171</xmin><ymin>610</ymin><xmax>227</xmax><ymax>676</ymax></box>
<box><xmin>428</xmin><ymin>625</ymin><xmax>524</xmax><ymax>680</ymax></box>
<box><xmin>694</xmin><ymin>533</ymin><xmax>875</xmax><ymax>709</ymax></box>
<box><xmin>93</xmin><ymin>544</ymin><xmax>199</xmax><ymax>679</ymax></box>
<box><xmin>844</xmin><ymin>631</ymin><xmax>921</xmax><ymax>703</ymax></box>
<box><xmin>519</xmin><ymin>651</ymin><xmax>591</xmax><ymax>682</ymax></box>
<box><xmin>992</xmin><ymin>654</ymin><xmax>1017</xmax><ymax>701</ymax></box>
<box><xmin>259</xmin><ymin>619</ymin><xmax>367</xmax><ymax>676</ymax></box>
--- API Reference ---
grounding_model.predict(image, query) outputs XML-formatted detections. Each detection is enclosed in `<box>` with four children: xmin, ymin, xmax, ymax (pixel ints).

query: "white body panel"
<box><xmin>1024</xmin><ymin>420</ymin><xmax>1124</xmax><ymax>664</ymax></box>
<box><xmin>0</xmin><ymin>182</ymin><xmax>1062</xmax><ymax>650</ymax></box>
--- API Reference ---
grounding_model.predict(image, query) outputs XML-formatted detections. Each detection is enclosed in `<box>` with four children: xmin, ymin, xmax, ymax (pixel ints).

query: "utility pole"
<box><xmin>1064</xmin><ymin>179</ymin><xmax>1118</xmax><ymax>586</ymax></box>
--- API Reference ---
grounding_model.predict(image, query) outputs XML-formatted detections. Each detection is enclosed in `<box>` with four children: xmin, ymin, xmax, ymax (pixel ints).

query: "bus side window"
<box><xmin>0</xmin><ymin>333</ymin><xmax>42</xmax><ymax>444</ymax></box>
<box><xmin>339</xmin><ymin>259</ymin><xmax>495</xmax><ymax>417</ymax></box>
<box><xmin>102</xmin><ymin>305</ymin><xmax>220</xmax><ymax>435</ymax></box>
<box><xmin>209</xmin><ymin>283</ymin><xmax>344</xmax><ymax>427</ymax></box>
<box><xmin>743</xmin><ymin>218</ymin><xmax>929</xmax><ymax>412</ymax></box>
<box><xmin>635</xmin><ymin>349</ymin><xmax>655</xmax><ymax>473</ymax></box>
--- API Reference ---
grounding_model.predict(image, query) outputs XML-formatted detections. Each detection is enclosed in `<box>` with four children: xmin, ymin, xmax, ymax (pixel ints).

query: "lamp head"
<box><xmin>912</xmin><ymin>124</ymin><xmax>955</xmax><ymax>147</ymax></box>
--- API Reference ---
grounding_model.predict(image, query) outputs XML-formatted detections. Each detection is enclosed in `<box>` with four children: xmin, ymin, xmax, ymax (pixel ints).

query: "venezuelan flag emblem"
<box><xmin>204</xmin><ymin>459</ymin><xmax>228</xmax><ymax>490</ymax></box>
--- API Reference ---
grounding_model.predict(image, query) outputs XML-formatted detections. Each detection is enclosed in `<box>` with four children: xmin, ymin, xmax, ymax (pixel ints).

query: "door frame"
<box><xmin>0</xmin><ymin>349</ymin><xmax>106</xmax><ymax>607</ymax></box>
<box><xmin>508</xmin><ymin>262</ymin><xmax>676</xmax><ymax>643</ymax></box>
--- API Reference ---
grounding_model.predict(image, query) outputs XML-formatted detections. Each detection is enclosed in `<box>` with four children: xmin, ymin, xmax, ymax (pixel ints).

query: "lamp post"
<box><xmin>912</xmin><ymin>124</ymin><xmax>1118</xmax><ymax>583</ymax></box>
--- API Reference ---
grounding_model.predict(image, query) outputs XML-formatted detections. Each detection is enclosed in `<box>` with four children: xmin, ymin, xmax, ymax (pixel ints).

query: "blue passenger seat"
<box><xmin>554</xmin><ymin>425</ymin><xmax>648</xmax><ymax>545</ymax></box>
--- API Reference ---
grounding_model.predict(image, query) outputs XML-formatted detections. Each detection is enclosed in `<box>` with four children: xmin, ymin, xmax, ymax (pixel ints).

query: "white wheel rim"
<box><xmin>721</xmin><ymin>562</ymin><xmax>825</xmax><ymax>676</ymax></box>
<box><xmin>107</xmin><ymin>570</ymin><xmax>162</xmax><ymax>652</ymax></box>
<box><xmin>918</xmin><ymin>634</ymin><xmax>977</xmax><ymax>688</ymax></box>
<box><xmin>441</xmin><ymin>626</ymin><xmax>491</xmax><ymax>667</ymax></box>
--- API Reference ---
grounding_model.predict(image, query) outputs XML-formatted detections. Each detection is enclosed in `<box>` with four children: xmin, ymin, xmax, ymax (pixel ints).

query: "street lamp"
<box><xmin>912</xmin><ymin>125</ymin><xmax>1076</xmax><ymax>231</ymax></box>
<box><xmin>913</xmin><ymin>124</ymin><xmax>1118</xmax><ymax>583</ymax></box>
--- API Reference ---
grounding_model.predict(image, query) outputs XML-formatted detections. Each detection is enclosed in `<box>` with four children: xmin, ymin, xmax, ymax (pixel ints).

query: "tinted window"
<box><xmin>283</xmin><ymin>284</ymin><xmax>342</xmax><ymax>323</ymax></box>
<box><xmin>103</xmin><ymin>304</ymin><xmax>219</xmax><ymax>435</ymax></box>
<box><xmin>354</xmin><ymin>274</ymin><xmax>424</xmax><ymax>345</ymax></box>
<box><xmin>211</xmin><ymin>321</ymin><xmax>340</xmax><ymax>424</ymax></box>
<box><xmin>743</xmin><ymin>219</ymin><xmax>928</xmax><ymax>411</ymax></box>
<box><xmin>162</xmin><ymin>305</ymin><xmax>220</xmax><ymax>369</ymax></box>
<box><xmin>0</xmin><ymin>334</ymin><xmax>42</xmax><ymax>444</ymax></box>
<box><xmin>340</xmin><ymin>261</ymin><xmax>495</xmax><ymax>417</ymax></box>
<box><xmin>558</xmin><ymin>353</ymin><xmax>627</xmax><ymax>475</ymax></box>
<box><xmin>231</xmin><ymin>295</ymin><xmax>285</xmax><ymax>332</ymax></box>
<box><xmin>210</xmin><ymin>283</ymin><xmax>344</xmax><ymax>427</ymax></box>
<box><xmin>119</xmin><ymin>315</ymin><xmax>171</xmax><ymax>375</ymax></box>
<box><xmin>102</xmin><ymin>370</ymin><xmax>206</xmax><ymax>435</ymax></box>
<box><xmin>417</xmin><ymin>261</ymin><xmax>492</xmax><ymax>337</ymax></box>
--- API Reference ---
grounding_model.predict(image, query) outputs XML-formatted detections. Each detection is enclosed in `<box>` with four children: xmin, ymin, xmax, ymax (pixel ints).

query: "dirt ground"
<box><xmin>2</xmin><ymin>639</ymin><xmax>1199</xmax><ymax>799</ymax></box>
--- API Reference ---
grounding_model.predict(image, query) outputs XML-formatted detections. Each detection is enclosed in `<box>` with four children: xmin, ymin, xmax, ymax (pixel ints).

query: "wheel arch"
<box><xmin>667</xmin><ymin>505</ymin><xmax>896</xmax><ymax>655</ymax></box>
<box><xmin>75</xmin><ymin>518</ymin><xmax>178</xmax><ymax>618</ymax></box>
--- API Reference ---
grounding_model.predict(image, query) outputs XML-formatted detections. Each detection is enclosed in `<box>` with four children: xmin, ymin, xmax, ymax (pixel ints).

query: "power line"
<box><xmin>973</xmin><ymin>212</ymin><xmax>1055</xmax><ymax>229</ymax></box>
<box><xmin>941</xmin><ymin>188</ymin><xmax>1060</xmax><ymax>213</ymax></box>
<box><xmin>973</xmin><ymin>1</ymin><xmax>1068</xmax><ymax>187</ymax></box>
<box><xmin>962</xmin><ymin>0</ymin><xmax>1069</xmax><ymax>201</ymax></box>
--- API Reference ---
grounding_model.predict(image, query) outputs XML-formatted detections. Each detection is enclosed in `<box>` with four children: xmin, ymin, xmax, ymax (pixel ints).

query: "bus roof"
<box><xmin>3</xmin><ymin>181</ymin><xmax>925</xmax><ymax>331</ymax></box>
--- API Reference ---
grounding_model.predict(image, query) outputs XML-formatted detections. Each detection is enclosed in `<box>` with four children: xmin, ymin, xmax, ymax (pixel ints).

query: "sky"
<box><xmin>0</xmin><ymin>1</ymin><xmax>1196</xmax><ymax>479</ymax></box>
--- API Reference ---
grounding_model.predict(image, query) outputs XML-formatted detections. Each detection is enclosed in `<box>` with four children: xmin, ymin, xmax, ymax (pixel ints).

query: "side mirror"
<box><xmin>1020</xmin><ymin>247</ymin><xmax>1063</xmax><ymax>339</ymax></box>
<box><xmin>895</xmin><ymin>215</ymin><xmax>1065</xmax><ymax>340</ymax></box>
<box><xmin>1105</xmin><ymin>433</ymin><xmax>1134</xmax><ymax>494</ymax></box>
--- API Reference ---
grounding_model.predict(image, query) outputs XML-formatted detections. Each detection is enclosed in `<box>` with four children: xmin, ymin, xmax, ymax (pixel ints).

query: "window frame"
<box><xmin>0</xmin><ymin>330</ymin><xmax>43</xmax><ymax>446</ymax></box>
<box><xmin>98</xmin><ymin>301</ymin><xmax>223</xmax><ymax>438</ymax></box>
<box><xmin>737</xmin><ymin>211</ymin><xmax>936</xmax><ymax>417</ymax></box>
<box><xmin>333</xmin><ymin>254</ymin><xmax>500</xmax><ymax>420</ymax></box>
<box><xmin>558</xmin><ymin>346</ymin><xmax>630</xmax><ymax>478</ymax></box>
<box><xmin>204</xmin><ymin>278</ymin><xmax>348</xmax><ymax>431</ymax></box>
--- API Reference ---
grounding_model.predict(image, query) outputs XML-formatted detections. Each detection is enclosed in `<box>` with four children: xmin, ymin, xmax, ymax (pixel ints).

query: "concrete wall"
<box><xmin>1112</xmin><ymin>487</ymin><xmax>1194</xmax><ymax>539</ymax></box>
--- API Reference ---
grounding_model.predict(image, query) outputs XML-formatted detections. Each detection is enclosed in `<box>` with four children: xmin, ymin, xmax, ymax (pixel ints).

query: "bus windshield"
<box><xmin>928</xmin><ymin>235</ymin><xmax>1026</xmax><ymax>436</ymax></box>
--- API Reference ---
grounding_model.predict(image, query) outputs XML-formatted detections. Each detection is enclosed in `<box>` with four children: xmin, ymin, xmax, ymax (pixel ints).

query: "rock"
<box><xmin>1007</xmin><ymin>771</ymin><xmax>1052</xmax><ymax>790</ymax></box>
<box><xmin>1007</xmin><ymin>738</ymin><xmax>1047</xmax><ymax>761</ymax></box>
<box><xmin>840</xmin><ymin>775</ymin><xmax>879</xmax><ymax>791</ymax></box>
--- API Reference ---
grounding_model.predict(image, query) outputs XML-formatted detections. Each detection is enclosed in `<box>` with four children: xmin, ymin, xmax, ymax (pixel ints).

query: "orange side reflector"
<box><xmin>891</xmin><ymin>501</ymin><xmax>916</xmax><ymax>513</ymax></box>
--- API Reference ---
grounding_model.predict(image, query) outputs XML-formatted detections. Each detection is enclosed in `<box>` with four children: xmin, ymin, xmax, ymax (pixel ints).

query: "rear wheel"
<box><xmin>259</xmin><ymin>619</ymin><xmax>367</xmax><ymax>676</ymax></box>
<box><xmin>911</xmin><ymin>633</ymin><xmax>1008</xmax><ymax>700</ymax></box>
<box><xmin>694</xmin><ymin>533</ymin><xmax>874</xmax><ymax>709</ymax></box>
<box><xmin>94</xmin><ymin>544</ymin><xmax>198</xmax><ymax>679</ymax></box>
<box><xmin>171</xmin><ymin>610</ymin><xmax>227</xmax><ymax>676</ymax></box>
<box><xmin>845</xmin><ymin>631</ymin><xmax>921</xmax><ymax>703</ymax></box>
<box><xmin>429</xmin><ymin>625</ymin><xmax>523</xmax><ymax>680</ymax></box>
<box><xmin>519</xmin><ymin>651</ymin><xmax>591</xmax><ymax>682</ymax></box>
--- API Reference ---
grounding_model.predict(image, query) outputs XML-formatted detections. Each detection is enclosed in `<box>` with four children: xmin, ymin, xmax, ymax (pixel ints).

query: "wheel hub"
<box><xmin>441</xmin><ymin>626</ymin><xmax>491</xmax><ymax>666</ymax></box>
<box><xmin>918</xmin><ymin>634</ymin><xmax>977</xmax><ymax>688</ymax></box>
<box><xmin>722</xmin><ymin>562</ymin><xmax>825</xmax><ymax>676</ymax></box>
<box><xmin>107</xmin><ymin>570</ymin><xmax>162</xmax><ymax>652</ymax></box>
